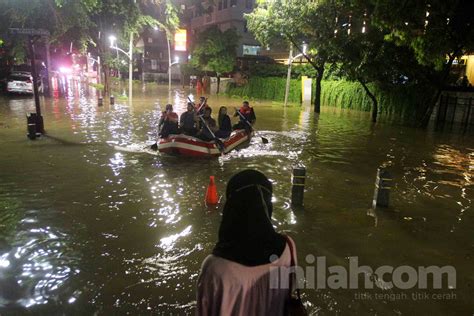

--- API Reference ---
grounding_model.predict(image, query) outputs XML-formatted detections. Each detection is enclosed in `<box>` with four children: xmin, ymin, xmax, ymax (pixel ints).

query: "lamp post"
<box><xmin>284</xmin><ymin>42</ymin><xmax>308</xmax><ymax>107</ymax></box>
<box><xmin>87</xmin><ymin>53</ymin><xmax>101</xmax><ymax>85</ymax></box>
<box><xmin>169</xmin><ymin>56</ymin><xmax>179</xmax><ymax>90</ymax></box>
<box><xmin>109</xmin><ymin>34</ymin><xmax>133</xmax><ymax>102</ymax></box>
<box><xmin>88</xmin><ymin>53</ymin><xmax>102</xmax><ymax>100</ymax></box>
<box><xmin>152</xmin><ymin>26</ymin><xmax>177</xmax><ymax>92</ymax></box>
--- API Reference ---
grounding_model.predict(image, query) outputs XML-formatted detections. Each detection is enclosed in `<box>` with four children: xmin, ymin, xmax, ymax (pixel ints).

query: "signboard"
<box><xmin>174</xmin><ymin>29</ymin><xmax>187</xmax><ymax>51</ymax></box>
<box><xmin>9</xmin><ymin>28</ymin><xmax>50</xmax><ymax>36</ymax></box>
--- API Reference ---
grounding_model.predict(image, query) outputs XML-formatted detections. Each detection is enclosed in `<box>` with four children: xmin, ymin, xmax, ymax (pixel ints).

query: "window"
<box><xmin>245</xmin><ymin>0</ymin><xmax>252</xmax><ymax>9</ymax></box>
<box><xmin>243</xmin><ymin>21</ymin><xmax>248</xmax><ymax>33</ymax></box>
<box><xmin>243</xmin><ymin>45</ymin><xmax>261</xmax><ymax>56</ymax></box>
<box><xmin>218</xmin><ymin>0</ymin><xmax>222</xmax><ymax>10</ymax></box>
<box><xmin>151</xmin><ymin>59</ymin><xmax>158</xmax><ymax>70</ymax></box>
<box><xmin>148</xmin><ymin>37</ymin><xmax>153</xmax><ymax>43</ymax></box>
<box><xmin>223</xmin><ymin>0</ymin><xmax>228</xmax><ymax>9</ymax></box>
<box><xmin>230</xmin><ymin>0</ymin><xmax>237</xmax><ymax>7</ymax></box>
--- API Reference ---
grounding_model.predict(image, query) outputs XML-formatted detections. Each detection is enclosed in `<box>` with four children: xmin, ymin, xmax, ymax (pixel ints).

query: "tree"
<box><xmin>0</xmin><ymin>0</ymin><xmax>98</xmax><ymax>94</ymax></box>
<box><xmin>0</xmin><ymin>0</ymin><xmax>179</xmax><ymax>95</ymax></box>
<box><xmin>81</xmin><ymin>0</ymin><xmax>177</xmax><ymax>94</ymax></box>
<box><xmin>328</xmin><ymin>1</ymin><xmax>425</xmax><ymax>122</ymax></box>
<box><xmin>190</xmin><ymin>26</ymin><xmax>239</xmax><ymax>94</ymax></box>
<box><xmin>247</xmin><ymin>0</ymin><xmax>343</xmax><ymax>113</ymax></box>
<box><xmin>370</xmin><ymin>0</ymin><xmax>474</xmax><ymax>126</ymax></box>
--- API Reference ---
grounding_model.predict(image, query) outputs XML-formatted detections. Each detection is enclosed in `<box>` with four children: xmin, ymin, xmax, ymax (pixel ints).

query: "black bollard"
<box><xmin>373</xmin><ymin>167</ymin><xmax>392</xmax><ymax>208</ymax></box>
<box><xmin>36</xmin><ymin>114</ymin><xmax>44</xmax><ymax>134</ymax></box>
<box><xmin>291</xmin><ymin>167</ymin><xmax>306</xmax><ymax>206</ymax></box>
<box><xmin>110</xmin><ymin>95</ymin><xmax>115</xmax><ymax>105</ymax></box>
<box><xmin>27</xmin><ymin>113</ymin><xmax>37</xmax><ymax>140</ymax></box>
<box><xmin>98</xmin><ymin>97</ymin><xmax>103</xmax><ymax>106</ymax></box>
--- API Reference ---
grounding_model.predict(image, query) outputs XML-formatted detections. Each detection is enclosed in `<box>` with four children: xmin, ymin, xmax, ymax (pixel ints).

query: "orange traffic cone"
<box><xmin>205</xmin><ymin>176</ymin><xmax>219</xmax><ymax>205</ymax></box>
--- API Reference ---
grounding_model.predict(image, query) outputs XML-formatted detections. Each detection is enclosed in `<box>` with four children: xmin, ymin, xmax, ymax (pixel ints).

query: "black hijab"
<box><xmin>212</xmin><ymin>170</ymin><xmax>287</xmax><ymax>266</ymax></box>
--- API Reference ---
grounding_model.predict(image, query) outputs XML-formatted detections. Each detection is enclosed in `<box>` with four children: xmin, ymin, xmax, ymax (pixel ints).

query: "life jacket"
<box><xmin>239</xmin><ymin>106</ymin><xmax>252</xmax><ymax>115</ymax></box>
<box><xmin>239</xmin><ymin>106</ymin><xmax>255</xmax><ymax>123</ymax></box>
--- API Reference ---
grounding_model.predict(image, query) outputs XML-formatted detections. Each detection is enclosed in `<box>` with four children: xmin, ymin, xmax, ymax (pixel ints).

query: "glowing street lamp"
<box><xmin>284</xmin><ymin>41</ymin><xmax>308</xmax><ymax>106</ymax></box>
<box><xmin>109</xmin><ymin>34</ymin><xmax>133</xmax><ymax>103</ymax></box>
<box><xmin>109</xmin><ymin>35</ymin><xmax>117</xmax><ymax>47</ymax></box>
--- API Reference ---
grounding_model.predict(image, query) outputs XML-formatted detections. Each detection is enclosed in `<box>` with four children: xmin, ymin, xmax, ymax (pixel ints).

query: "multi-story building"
<box><xmin>138</xmin><ymin>0</ymin><xmax>289</xmax><ymax>81</ymax></box>
<box><xmin>137</xmin><ymin>27</ymin><xmax>186</xmax><ymax>82</ymax></box>
<box><xmin>184</xmin><ymin>0</ymin><xmax>262</xmax><ymax>57</ymax></box>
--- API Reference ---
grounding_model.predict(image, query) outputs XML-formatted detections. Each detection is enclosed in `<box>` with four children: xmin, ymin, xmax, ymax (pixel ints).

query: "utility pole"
<box><xmin>10</xmin><ymin>28</ymin><xmax>50</xmax><ymax>135</ymax></box>
<box><xmin>284</xmin><ymin>43</ymin><xmax>293</xmax><ymax>107</ymax></box>
<box><xmin>167</xmin><ymin>37</ymin><xmax>172</xmax><ymax>91</ymax></box>
<box><xmin>28</xmin><ymin>36</ymin><xmax>43</xmax><ymax>133</ymax></box>
<box><xmin>129</xmin><ymin>32</ymin><xmax>133</xmax><ymax>103</ymax></box>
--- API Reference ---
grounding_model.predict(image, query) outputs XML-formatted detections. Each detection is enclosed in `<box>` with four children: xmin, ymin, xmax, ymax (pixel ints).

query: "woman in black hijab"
<box><xmin>197</xmin><ymin>170</ymin><xmax>297</xmax><ymax>316</ymax></box>
<box><xmin>213</xmin><ymin>169</ymin><xmax>287</xmax><ymax>265</ymax></box>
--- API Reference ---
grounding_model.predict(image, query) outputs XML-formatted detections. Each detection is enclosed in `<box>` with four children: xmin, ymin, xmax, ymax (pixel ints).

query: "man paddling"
<box><xmin>196</xmin><ymin>107</ymin><xmax>218</xmax><ymax>141</ymax></box>
<box><xmin>233</xmin><ymin>101</ymin><xmax>256</xmax><ymax>130</ymax></box>
<box><xmin>196</xmin><ymin>96</ymin><xmax>210</xmax><ymax>115</ymax></box>
<box><xmin>158</xmin><ymin>104</ymin><xmax>179</xmax><ymax>138</ymax></box>
<box><xmin>180</xmin><ymin>102</ymin><xmax>199</xmax><ymax>136</ymax></box>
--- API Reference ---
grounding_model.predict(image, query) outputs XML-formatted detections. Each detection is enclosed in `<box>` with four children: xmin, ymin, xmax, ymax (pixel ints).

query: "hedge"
<box><xmin>226</xmin><ymin>76</ymin><xmax>428</xmax><ymax>119</ymax></box>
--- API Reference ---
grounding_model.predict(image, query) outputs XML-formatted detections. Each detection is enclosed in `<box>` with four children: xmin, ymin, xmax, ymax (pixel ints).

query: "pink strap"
<box><xmin>284</xmin><ymin>235</ymin><xmax>301</xmax><ymax>299</ymax></box>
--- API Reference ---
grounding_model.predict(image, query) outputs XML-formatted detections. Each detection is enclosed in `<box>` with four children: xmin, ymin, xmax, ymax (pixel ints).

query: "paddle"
<box><xmin>234</xmin><ymin>107</ymin><xmax>269</xmax><ymax>144</ymax></box>
<box><xmin>188</xmin><ymin>96</ymin><xmax>208</xmax><ymax>114</ymax></box>
<box><xmin>150</xmin><ymin>98</ymin><xmax>209</xmax><ymax>151</ymax></box>
<box><xmin>198</xmin><ymin>115</ymin><xmax>225</xmax><ymax>153</ymax></box>
<box><xmin>150</xmin><ymin>111</ymin><xmax>164</xmax><ymax>150</ymax></box>
<box><xmin>188</xmin><ymin>97</ymin><xmax>225</xmax><ymax>153</ymax></box>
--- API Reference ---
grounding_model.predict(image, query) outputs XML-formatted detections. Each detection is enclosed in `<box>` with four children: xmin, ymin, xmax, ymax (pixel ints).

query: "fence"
<box><xmin>436</xmin><ymin>94</ymin><xmax>474</xmax><ymax>130</ymax></box>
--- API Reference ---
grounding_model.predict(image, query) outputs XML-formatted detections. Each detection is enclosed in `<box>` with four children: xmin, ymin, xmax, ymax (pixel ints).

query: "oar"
<box><xmin>188</xmin><ymin>97</ymin><xmax>225</xmax><ymax>153</ymax></box>
<box><xmin>234</xmin><ymin>108</ymin><xmax>269</xmax><ymax>144</ymax></box>
<box><xmin>198</xmin><ymin>115</ymin><xmax>225</xmax><ymax>153</ymax></box>
<box><xmin>188</xmin><ymin>96</ymin><xmax>207</xmax><ymax>114</ymax></box>
<box><xmin>150</xmin><ymin>109</ymin><xmax>164</xmax><ymax>150</ymax></box>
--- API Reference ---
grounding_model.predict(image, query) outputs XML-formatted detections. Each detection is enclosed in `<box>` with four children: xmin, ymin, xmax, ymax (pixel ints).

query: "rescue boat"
<box><xmin>158</xmin><ymin>129</ymin><xmax>253</xmax><ymax>157</ymax></box>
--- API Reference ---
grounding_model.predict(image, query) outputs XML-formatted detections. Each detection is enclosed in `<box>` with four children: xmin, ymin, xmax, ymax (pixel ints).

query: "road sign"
<box><xmin>9</xmin><ymin>28</ymin><xmax>50</xmax><ymax>37</ymax></box>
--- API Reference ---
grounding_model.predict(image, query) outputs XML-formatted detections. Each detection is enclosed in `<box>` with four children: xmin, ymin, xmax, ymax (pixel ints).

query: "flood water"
<box><xmin>0</xmin><ymin>83</ymin><xmax>473</xmax><ymax>315</ymax></box>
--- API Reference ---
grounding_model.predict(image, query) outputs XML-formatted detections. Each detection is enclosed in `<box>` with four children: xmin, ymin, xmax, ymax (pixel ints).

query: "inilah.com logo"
<box><xmin>269</xmin><ymin>256</ymin><xmax>456</xmax><ymax>290</ymax></box>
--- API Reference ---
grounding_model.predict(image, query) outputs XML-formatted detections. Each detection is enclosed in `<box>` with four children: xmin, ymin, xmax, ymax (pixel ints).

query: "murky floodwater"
<box><xmin>0</xmin><ymin>83</ymin><xmax>473</xmax><ymax>315</ymax></box>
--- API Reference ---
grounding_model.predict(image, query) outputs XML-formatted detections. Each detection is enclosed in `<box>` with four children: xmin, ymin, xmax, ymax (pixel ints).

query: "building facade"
<box><xmin>137</xmin><ymin>28</ymin><xmax>185</xmax><ymax>82</ymax></box>
<box><xmin>183</xmin><ymin>0</ymin><xmax>264</xmax><ymax>57</ymax></box>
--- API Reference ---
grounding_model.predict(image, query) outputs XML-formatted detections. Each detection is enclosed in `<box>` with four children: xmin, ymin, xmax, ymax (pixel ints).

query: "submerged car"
<box><xmin>7</xmin><ymin>72</ymin><xmax>34</xmax><ymax>94</ymax></box>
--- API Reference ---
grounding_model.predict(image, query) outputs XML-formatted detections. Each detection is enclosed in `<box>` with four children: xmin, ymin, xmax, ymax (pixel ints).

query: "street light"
<box><xmin>168</xmin><ymin>56</ymin><xmax>180</xmax><ymax>90</ymax></box>
<box><xmin>152</xmin><ymin>26</ymin><xmax>178</xmax><ymax>91</ymax></box>
<box><xmin>87</xmin><ymin>52</ymin><xmax>101</xmax><ymax>84</ymax></box>
<box><xmin>109</xmin><ymin>35</ymin><xmax>117</xmax><ymax>46</ymax></box>
<box><xmin>171</xmin><ymin>56</ymin><xmax>179</xmax><ymax>65</ymax></box>
<box><xmin>109</xmin><ymin>34</ymin><xmax>133</xmax><ymax>103</ymax></box>
<box><xmin>284</xmin><ymin>41</ymin><xmax>308</xmax><ymax>107</ymax></box>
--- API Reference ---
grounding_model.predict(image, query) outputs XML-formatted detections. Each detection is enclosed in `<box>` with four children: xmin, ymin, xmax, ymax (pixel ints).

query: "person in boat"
<box><xmin>196</xmin><ymin>107</ymin><xmax>218</xmax><ymax>141</ymax></box>
<box><xmin>180</xmin><ymin>102</ymin><xmax>198</xmax><ymax>136</ymax></box>
<box><xmin>233</xmin><ymin>100</ymin><xmax>256</xmax><ymax>131</ymax></box>
<box><xmin>196</xmin><ymin>170</ymin><xmax>297</xmax><ymax>315</ymax></box>
<box><xmin>158</xmin><ymin>104</ymin><xmax>179</xmax><ymax>138</ymax></box>
<box><xmin>196</xmin><ymin>96</ymin><xmax>209</xmax><ymax>114</ymax></box>
<box><xmin>215</xmin><ymin>106</ymin><xmax>232</xmax><ymax>139</ymax></box>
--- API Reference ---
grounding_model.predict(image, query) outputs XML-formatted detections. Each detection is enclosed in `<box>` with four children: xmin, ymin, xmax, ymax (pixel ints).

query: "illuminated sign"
<box><xmin>174</xmin><ymin>29</ymin><xmax>187</xmax><ymax>51</ymax></box>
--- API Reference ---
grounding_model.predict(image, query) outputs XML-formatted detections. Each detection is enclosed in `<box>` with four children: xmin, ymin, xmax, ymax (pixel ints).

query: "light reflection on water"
<box><xmin>0</xmin><ymin>212</ymin><xmax>78</xmax><ymax>309</ymax></box>
<box><xmin>0</xmin><ymin>84</ymin><xmax>473</xmax><ymax>314</ymax></box>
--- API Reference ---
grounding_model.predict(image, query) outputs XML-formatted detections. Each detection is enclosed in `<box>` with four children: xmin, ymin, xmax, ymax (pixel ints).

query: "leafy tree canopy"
<box><xmin>190</xmin><ymin>26</ymin><xmax>239</xmax><ymax>75</ymax></box>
